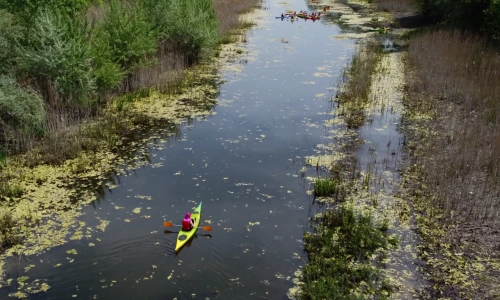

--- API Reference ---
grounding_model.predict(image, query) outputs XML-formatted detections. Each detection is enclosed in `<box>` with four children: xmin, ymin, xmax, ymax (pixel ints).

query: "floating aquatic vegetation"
<box><xmin>134</xmin><ymin>195</ymin><xmax>152</xmax><ymax>201</ymax></box>
<box><xmin>246</xmin><ymin>221</ymin><xmax>260</xmax><ymax>232</ymax></box>
<box><xmin>313</xmin><ymin>72</ymin><xmax>332</xmax><ymax>77</ymax></box>
<box><xmin>96</xmin><ymin>220</ymin><xmax>110</xmax><ymax>232</ymax></box>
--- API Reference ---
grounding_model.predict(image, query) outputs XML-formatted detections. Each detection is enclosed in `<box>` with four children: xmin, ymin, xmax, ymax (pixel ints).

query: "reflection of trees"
<box><xmin>67</xmin><ymin>77</ymin><xmax>221</xmax><ymax>207</ymax></box>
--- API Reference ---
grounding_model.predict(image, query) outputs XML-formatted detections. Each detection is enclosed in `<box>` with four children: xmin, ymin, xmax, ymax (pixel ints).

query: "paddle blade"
<box><xmin>163</xmin><ymin>221</ymin><xmax>174</xmax><ymax>227</ymax></box>
<box><xmin>201</xmin><ymin>226</ymin><xmax>212</xmax><ymax>231</ymax></box>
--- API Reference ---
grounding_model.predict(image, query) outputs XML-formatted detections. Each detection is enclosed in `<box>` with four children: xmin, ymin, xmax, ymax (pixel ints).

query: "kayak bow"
<box><xmin>175</xmin><ymin>202</ymin><xmax>202</xmax><ymax>251</ymax></box>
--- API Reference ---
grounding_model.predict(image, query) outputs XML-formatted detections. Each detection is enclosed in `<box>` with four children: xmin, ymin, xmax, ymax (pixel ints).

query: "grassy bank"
<box><xmin>400</xmin><ymin>29</ymin><xmax>500</xmax><ymax>299</ymax></box>
<box><xmin>299</xmin><ymin>0</ymin><xmax>500</xmax><ymax>298</ymax></box>
<box><xmin>0</xmin><ymin>0</ymin><xmax>259</xmax><ymax>161</ymax></box>
<box><xmin>0</xmin><ymin>0</ymin><xmax>260</xmax><ymax>294</ymax></box>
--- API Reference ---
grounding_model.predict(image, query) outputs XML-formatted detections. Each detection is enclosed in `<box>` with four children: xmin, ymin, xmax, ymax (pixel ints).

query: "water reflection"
<box><xmin>0</xmin><ymin>0</ymin><xmax>358</xmax><ymax>298</ymax></box>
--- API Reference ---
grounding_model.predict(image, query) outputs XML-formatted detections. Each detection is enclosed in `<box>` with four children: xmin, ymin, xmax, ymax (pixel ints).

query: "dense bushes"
<box><xmin>0</xmin><ymin>0</ymin><xmax>221</xmax><ymax>151</ymax></box>
<box><xmin>0</xmin><ymin>75</ymin><xmax>46</xmax><ymax>133</ymax></box>
<box><xmin>416</xmin><ymin>0</ymin><xmax>500</xmax><ymax>38</ymax></box>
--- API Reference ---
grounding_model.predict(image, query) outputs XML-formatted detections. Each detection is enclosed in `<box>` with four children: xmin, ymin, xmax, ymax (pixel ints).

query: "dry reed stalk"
<box><xmin>213</xmin><ymin>0</ymin><xmax>260</xmax><ymax>35</ymax></box>
<box><xmin>407</xmin><ymin>30</ymin><xmax>500</xmax><ymax>227</ymax></box>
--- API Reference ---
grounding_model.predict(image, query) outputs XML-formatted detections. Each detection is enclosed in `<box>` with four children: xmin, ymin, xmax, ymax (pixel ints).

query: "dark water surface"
<box><xmin>1</xmin><ymin>1</ymin><xmax>356</xmax><ymax>299</ymax></box>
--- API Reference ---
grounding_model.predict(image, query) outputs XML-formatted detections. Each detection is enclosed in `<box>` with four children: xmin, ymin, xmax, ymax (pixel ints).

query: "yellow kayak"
<box><xmin>175</xmin><ymin>202</ymin><xmax>202</xmax><ymax>251</ymax></box>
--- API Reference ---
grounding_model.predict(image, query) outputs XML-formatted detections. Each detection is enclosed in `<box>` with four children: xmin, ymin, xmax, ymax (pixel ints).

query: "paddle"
<box><xmin>164</xmin><ymin>230</ymin><xmax>212</xmax><ymax>238</ymax></box>
<box><xmin>163</xmin><ymin>221</ymin><xmax>212</xmax><ymax>231</ymax></box>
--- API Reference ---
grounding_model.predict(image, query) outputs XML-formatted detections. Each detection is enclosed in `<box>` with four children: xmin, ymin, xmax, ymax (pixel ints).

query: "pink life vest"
<box><xmin>182</xmin><ymin>213</ymin><xmax>192</xmax><ymax>231</ymax></box>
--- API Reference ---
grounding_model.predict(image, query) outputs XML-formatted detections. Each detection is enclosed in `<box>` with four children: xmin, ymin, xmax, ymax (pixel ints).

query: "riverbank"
<box><xmin>400</xmin><ymin>29</ymin><xmax>500</xmax><ymax>299</ymax></box>
<box><xmin>287</xmin><ymin>0</ymin><xmax>423</xmax><ymax>298</ymax></box>
<box><xmin>0</xmin><ymin>3</ymin><xmax>261</xmax><ymax>296</ymax></box>
<box><xmin>296</xmin><ymin>0</ymin><xmax>500</xmax><ymax>299</ymax></box>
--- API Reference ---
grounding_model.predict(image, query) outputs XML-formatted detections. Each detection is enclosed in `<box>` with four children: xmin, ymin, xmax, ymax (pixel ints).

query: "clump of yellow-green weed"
<box><xmin>0</xmin><ymin>209</ymin><xmax>21</xmax><ymax>250</ymax></box>
<box><xmin>302</xmin><ymin>205</ymin><xmax>398</xmax><ymax>299</ymax></box>
<box><xmin>313</xmin><ymin>178</ymin><xmax>339</xmax><ymax>197</ymax></box>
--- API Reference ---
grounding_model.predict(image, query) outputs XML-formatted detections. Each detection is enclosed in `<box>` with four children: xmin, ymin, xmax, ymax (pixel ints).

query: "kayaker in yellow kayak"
<box><xmin>182</xmin><ymin>213</ymin><xmax>195</xmax><ymax>231</ymax></box>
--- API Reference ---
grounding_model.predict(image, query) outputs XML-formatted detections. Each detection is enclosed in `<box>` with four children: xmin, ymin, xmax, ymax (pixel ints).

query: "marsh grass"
<box><xmin>402</xmin><ymin>29</ymin><xmax>500</xmax><ymax>298</ymax></box>
<box><xmin>213</xmin><ymin>0</ymin><xmax>261</xmax><ymax>35</ymax></box>
<box><xmin>302</xmin><ymin>205</ymin><xmax>397</xmax><ymax>299</ymax></box>
<box><xmin>406</xmin><ymin>30</ymin><xmax>500</xmax><ymax>225</ymax></box>
<box><xmin>313</xmin><ymin>178</ymin><xmax>340</xmax><ymax>197</ymax></box>
<box><xmin>336</xmin><ymin>41</ymin><xmax>382</xmax><ymax>129</ymax></box>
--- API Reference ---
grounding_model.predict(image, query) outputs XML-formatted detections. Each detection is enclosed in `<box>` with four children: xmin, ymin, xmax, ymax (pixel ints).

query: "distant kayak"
<box><xmin>175</xmin><ymin>202</ymin><xmax>202</xmax><ymax>251</ymax></box>
<box><xmin>306</xmin><ymin>15</ymin><xmax>320</xmax><ymax>20</ymax></box>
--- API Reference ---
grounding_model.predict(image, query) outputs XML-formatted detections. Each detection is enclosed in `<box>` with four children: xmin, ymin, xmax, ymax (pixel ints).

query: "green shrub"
<box><xmin>143</xmin><ymin>0</ymin><xmax>220</xmax><ymax>57</ymax></box>
<box><xmin>0</xmin><ymin>10</ymin><xmax>21</xmax><ymax>75</ymax></box>
<box><xmin>0</xmin><ymin>0</ymin><xmax>92</xmax><ymax>28</ymax></box>
<box><xmin>99</xmin><ymin>0</ymin><xmax>157</xmax><ymax>73</ymax></box>
<box><xmin>89</xmin><ymin>23</ymin><xmax>125</xmax><ymax>93</ymax></box>
<box><xmin>484</xmin><ymin>0</ymin><xmax>500</xmax><ymax>39</ymax></box>
<box><xmin>18</xmin><ymin>8</ymin><xmax>96</xmax><ymax>105</ymax></box>
<box><xmin>416</xmin><ymin>0</ymin><xmax>493</xmax><ymax>33</ymax></box>
<box><xmin>0</xmin><ymin>75</ymin><xmax>46</xmax><ymax>132</ymax></box>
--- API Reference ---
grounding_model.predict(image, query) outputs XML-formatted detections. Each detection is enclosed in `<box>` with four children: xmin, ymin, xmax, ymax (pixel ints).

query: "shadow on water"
<box><xmin>67</xmin><ymin>87</ymin><xmax>221</xmax><ymax>208</ymax></box>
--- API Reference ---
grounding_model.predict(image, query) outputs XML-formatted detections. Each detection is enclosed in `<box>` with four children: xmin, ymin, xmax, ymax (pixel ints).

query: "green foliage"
<box><xmin>0</xmin><ymin>75</ymin><xmax>46</xmax><ymax>132</ymax></box>
<box><xmin>0</xmin><ymin>0</ymin><xmax>93</xmax><ymax>28</ymax></box>
<box><xmin>313</xmin><ymin>178</ymin><xmax>339</xmax><ymax>197</ymax></box>
<box><xmin>0</xmin><ymin>10</ymin><xmax>22</xmax><ymax>75</ymax></box>
<box><xmin>302</xmin><ymin>206</ymin><xmax>398</xmax><ymax>299</ymax></box>
<box><xmin>484</xmin><ymin>0</ymin><xmax>500</xmax><ymax>39</ymax></box>
<box><xmin>0</xmin><ymin>0</ymin><xmax>224</xmax><ymax>148</ymax></box>
<box><xmin>99</xmin><ymin>0</ymin><xmax>157</xmax><ymax>73</ymax></box>
<box><xmin>18</xmin><ymin>9</ymin><xmax>96</xmax><ymax>105</ymax></box>
<box><xmin>417</xmin><ymin>0</ymin><xmax>500</xmax><ymax>38</ymax></box>
<box><xmin>143</xmin><ymin>0</ymin><xmax>220</xmax><ymax>56</ymax></box>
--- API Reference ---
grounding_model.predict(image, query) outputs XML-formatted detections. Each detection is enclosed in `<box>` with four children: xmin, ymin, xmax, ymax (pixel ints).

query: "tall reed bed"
<box><xmin>213</xmin><ymin>0</ymin><xmax>261</xmax><ymax>35</ymax></box>
<box><xmin>406</xmin><ymin>30</ymin><xmax>500</xmax><ymax>226</ymax></box>
<box><xmin>402</xmin><ymin>28</ymin><xmax>500</xmax><ymax>299</ymax></box>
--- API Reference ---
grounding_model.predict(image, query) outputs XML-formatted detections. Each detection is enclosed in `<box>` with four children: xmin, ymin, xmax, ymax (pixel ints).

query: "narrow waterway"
<box><xmin>1</xmin><ymin>1</ymin><xmax>358</xmax><ymax>299</ymax></box>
